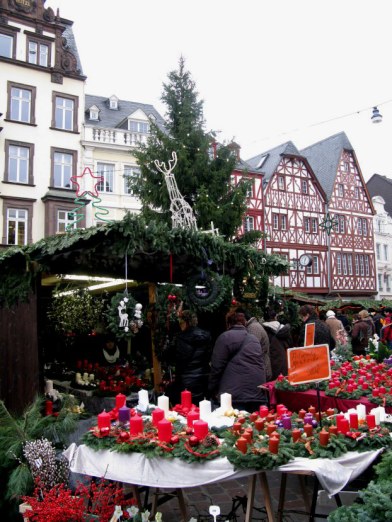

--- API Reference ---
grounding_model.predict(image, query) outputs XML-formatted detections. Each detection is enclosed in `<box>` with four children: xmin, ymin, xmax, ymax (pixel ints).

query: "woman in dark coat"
<box><xmin>208</xmin><ymin>311</ymin><xmax>266</xmax><ymax>411</ymax></box>
<box><xmin>261</xmin><ymin>317</ymin><xmax>292</xmax><ymax>379</ymax></box>
<box><xmin>298</xmin><ymin>305</ymin><xmax>333</xmax><ymax>349</ymax></box>
<box><xmin>170</xmin><ymin>310</ymin><xmax>212</xmax><ymax>405</ymax></box>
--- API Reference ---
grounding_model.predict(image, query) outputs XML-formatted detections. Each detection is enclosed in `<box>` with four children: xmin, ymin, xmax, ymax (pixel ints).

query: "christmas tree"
<box><xmin>132</xmin><ymin>56</ymin><xmax>251</xmax><ymax>238</ymax></box>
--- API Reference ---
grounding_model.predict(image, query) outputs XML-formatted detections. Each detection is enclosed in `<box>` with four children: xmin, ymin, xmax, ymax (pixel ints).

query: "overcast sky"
<box><xmin>51</xmin><ymin>0</ymin><xmax>392</xmax><ymax>181</ymax></box>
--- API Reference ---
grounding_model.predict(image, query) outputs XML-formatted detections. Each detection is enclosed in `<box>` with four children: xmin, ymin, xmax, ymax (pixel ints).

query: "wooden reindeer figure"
<box><xmin>154</xmin><ymin>151</ymin><xmax>198</xmax><ymax>231</ymax></box>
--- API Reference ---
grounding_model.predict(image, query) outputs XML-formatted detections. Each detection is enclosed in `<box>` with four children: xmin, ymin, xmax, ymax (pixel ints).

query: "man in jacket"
<box><xmin>325</xmin><ymin>310</ymin><xmax>344</xmax><ymax>346</ymax></box>
<box><xmin>209</xmin><ymin>311</ymin><xmax>266</xmax><ymax>412</ymax></box>
<box><xmin>351</xmin><ymin>309</ymin><xmax>375</xmax><ymax>355</ymax></box>
<box><xmin>261</xmin><ymin>313</ymin><xmax>292</xmax><ymax>379</ymax></box>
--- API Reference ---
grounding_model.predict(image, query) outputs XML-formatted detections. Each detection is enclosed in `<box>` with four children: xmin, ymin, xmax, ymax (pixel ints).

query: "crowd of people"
<box><xmin>166</xmin><ymin>303</ymin><xmax>392</xmax><ymax>413</ymax></box>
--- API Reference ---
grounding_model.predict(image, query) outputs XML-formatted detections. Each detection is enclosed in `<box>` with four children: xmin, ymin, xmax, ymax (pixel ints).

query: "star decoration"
<box><xmin>319</xmin><ymin>213</ymin><xmax>339</xmax><ymax>235</ymax></box>
<box><xmin>70</xmin><ymin>167</ymin><xmax>103</xmax><ymax>198</ymax></box>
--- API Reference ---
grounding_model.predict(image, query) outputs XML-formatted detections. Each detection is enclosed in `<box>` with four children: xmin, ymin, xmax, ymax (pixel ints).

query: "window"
<box><xmin>97</xmin><ymin>163</ymin><xmax>114</xmax><ymax>193</ymax></box>
<box><xmin>302</xmin><ymin>180</ymin><xmax>308</xmax><ymax>194</ymax></box>
<box><xmin>359</xmin><ymin>255</ymin><xmax>365</xmax><ymax>276</ymax></box>
<box><xmin>376</xmin><ymin>243</ymin><xmax>381</xmax><ymax>260</ymax></box>
<box><xmin>354</xmin><ymin>187</ymin><xmax>359</xmax><ymax>199</ymax></box>
<box><xmin>273</xmin><ymin>213</ymin><xmax>279</xmax><ymax>230</ymax></box>
<box><xmin>89</xmin><ymin>107</ymin><xmax>99</xmax><ymax>120</ymax></box>
<box><xmin>337</xmin><ymin>253</ymin><xmax>342</xmax><ymax>275</ymax></box>
<box><xmin>334</xmin><ymin>214</ymin><xmax>345</xmax><ymax>234</ymax></box>
<box><xmin>377</xmin><ymin>219</ymin><xmax>384</xmax><ymax>233</ymax></box>
<box><xmin>364</xmin><ymin>255</ymin><xmax>370</xmax><ymax>276</ymax></box>
<box><xmin>8</xmin><ymin>83</ymin><xmax>36</xmax><ymax>124</ymax></box>
<box><xmin>378</xmin><ymin>274</ymin><xmax>382</xmax><ymax>291</ymax></box>
<box><xmin>362</xmin><ymin>218</ymin><xmax>368</xmax><ymax>236</ymax></box>
<box><xmin>0</xmin><ymin>32</ymin><xmax>14</xmax><ymax>58</ymax></box>
<box><xmin>344</xmin><ymin>161</ymin><xmax>350</xmax><ymax>171</ymax></box>
<box><xmin>128</xmin><ymin>120</ymin><xmax>150</xmax><ymax>134</ymax></box>
<box><xmin>278</xmin><ymin>176</ymin><xmax>285</xmax><ymax>190</ymax></box>
<box><xmin>52</xmin><ymin>92</ymin><xmax>78</xmax><ymax>132</ymax></box>
<box><xmin>357</xmin><ymin>218</ymin><xmax>362</xmax><ymax>235</ymax></box>
<box><xmin>281</xmin><ymin>214</ymin><xmax>287</xmax><ymax>231</ymax></box>
<box><xmin>272</xmin><ymin>213</ymin><xmax>287</xmax><ymax>230</ymax></box>
<box><xmin>304</xmin><ymin>217</ymin><xmax>310</xmax><ymax>233</ymax></box>
<box><xmin>307</xmin><ymin>256</ymin><xmax>319</xmax><ymax>274</ymax></box>
<box><xmin>347</xmin><ymin>254</ymin><xmax>353</xmax><ymax>275</ymax></box>
<box><xmin>312</xmin><ymin>218</ymin><xmax>318</xmax><ymax>234</ymax></box>
<box><xmin>57</xmin><ymin>210</ymin><xmax>77</xmax><ymax>233</ymax></box>
<box><xmin>355</xmin><ymin>254</ymin><xmax>360</xmax><ymax>276</ymax></box>
<box><xmin>342</xmin><ymin>254</ymin><xmax>348</xmax><ymax>275</ymax></box>
<box><xmin>384</xmin><ymin>244</ymin><xmax>389</xmax><ymax>261</ymax></box>
<box><xmin>5</xmin><ymin>140</ymin><xmax>34</xmax><ymax>184</ymax></box>
<box><xmin>53</xmin><ymin>151</ymin><xmax>74</xmax><ymax>188</ymax></box>
<box><xmin>244</xmin><ymin>215</ymin><xmax>254</xmax><ymax>232</ymax></box>
<box><xmin>386</xmin><ymin>275</ymin><xmax>391</xmax><ymax>291</ymax></box>
<box><xmin>27</xmin><ymin>39</ymin><xmax>49</xmax><ymax>67</ymax></box>
<box><xmin>338</xmin><ymin>184</ymin><xmax>344</xmax><ymax>197</ymax></box>
<box><xmin>245</xmin><ymin>181</ymin><xmax>253</xmax><ymax>198</ymax></box>
<box><xmin>109</xmin><ymin>96</ymin><xmax>118</xmax><ymax>109</ymax></box>
<box><xmin>6</xmin><ymin>208</ymin><xmax>27</xmax><ymax>245</ymax></box>
<box><xmin>124</xmin><ymin>166</ymin><xmax>140</xmax><ymax>195</ymax></box>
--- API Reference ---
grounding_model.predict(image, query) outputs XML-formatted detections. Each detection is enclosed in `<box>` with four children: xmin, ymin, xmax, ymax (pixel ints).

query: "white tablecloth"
<box><xmin>64</xmin><ymin>443</ymin><xmax>382</xmax><ymax>496</ymax></box>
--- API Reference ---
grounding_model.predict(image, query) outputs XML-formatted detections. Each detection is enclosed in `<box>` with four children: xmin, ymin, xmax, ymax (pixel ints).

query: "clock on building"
<box><xmin>299</xmin><ymin>254</ymin><xmax>313</xmax><ymax>267</ymax></box>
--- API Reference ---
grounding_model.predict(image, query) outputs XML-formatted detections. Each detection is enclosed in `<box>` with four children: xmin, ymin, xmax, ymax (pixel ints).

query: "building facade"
<box><xmin>0</xmin><ymin>0</ymin><xmax>86</xmax><ymax>244</ymax></box>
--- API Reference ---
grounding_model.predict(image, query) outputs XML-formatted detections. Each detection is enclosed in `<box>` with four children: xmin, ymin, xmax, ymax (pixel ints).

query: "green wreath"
<box><xmin>185</xmin><ymin>272</ymin><xmax>231</xmax><ymax>312</ymax></box>
<box><xmin>105</xmin><ymin>292</ymin><xmax>139</xmax><ymax>341</ymax></box>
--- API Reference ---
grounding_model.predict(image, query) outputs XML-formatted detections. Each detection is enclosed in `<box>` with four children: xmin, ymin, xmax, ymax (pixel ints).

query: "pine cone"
<box><xmin>203</xmin><ymin>434</ymin><xmax>218</xmax><ymax>447</ymax></box>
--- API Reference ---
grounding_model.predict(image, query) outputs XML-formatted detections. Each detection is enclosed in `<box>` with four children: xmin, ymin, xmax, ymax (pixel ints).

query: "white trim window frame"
<box><xmin>54</xmin><ymin>152</ymin><xmax>73</xmax><ymax>188</ymax></box>
<box><xmin>57</xmin><ymin>210</ymin><xmax>76</xmax><ymax>233</ymax></box>
<box><xmin>28</xmin><ymin>40</ymin><xmax>49</xmax><ymax>66</ymax></box>
<box><xmin>364</xmin><ymin>255</ymin><xmax>370</xmax><ymax>276</ymax></box>
<box><xmin>304</xmin><ymin>217</ymin><xmax>310</xmax><ymax>233</ymax></box>
<box><xmin>347</xmin><ymin>254</ymin><xmax>353</xmax><ymax>275</ymax></box>
<box><xmin>0</xmin><ymin>32</ymin><xmax>13</xmax><ymax>58</ymax></box>
<box><xmin>244</xmin><ymin>215</ymin><xmax>254</xmax><ymax>232</ymax></box>
<box><xmin>6</xmin><ymin>208</ymin><xmax>27</xmax><ymax>245</ymax></box>
<box><xmin>124</xmin><ymin>166</ymin><xmax>140</xmax><ymax>195</ymax></box>
<box><xmin>55</xmin><ymin>96</ymin><xmax>74</xmax><ymax>131</ymax></box>
<box><xmin>337</xmin><ymin>253</ymin><xmax>342</xmax><ymax>275</ymax></box>
<box><xmin>97</xmin><ymin>163</ymin><xmax>114</xmax><ymax>193</ymax></box>
<box><xmin>8</xmin><ymin>144</ymin><xmax>29</xmax><ymax>183</ymax></box>
<box><xmin>10</xmin><ymin>86</ymin><xmax>31</xmax><ymax>123</ymax></box>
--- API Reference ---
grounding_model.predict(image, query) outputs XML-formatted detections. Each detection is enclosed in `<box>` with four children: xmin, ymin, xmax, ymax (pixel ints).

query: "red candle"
<box><xmin>349</xmin><ymin>413</ymin><xmax>359</xmax><ymax>429</ymax></box>
<box><xmin>97</xmin><ymin>410</ymin><xmax>111</xmax><ymax>430</ymax></box>
<box><xmin>308</xmin><ymin>406</ymin><xmax>316</xmax><ymax>415</ymax></box>
<box><xmin>319</xmin><ymin>429</ymin><xmax>330</xmax><ymax>447</ymax></box>
<box><xmin>115</xmin><ymin>393</ymin><xmax>126</xmax><ymax>409</ymax></box>
<box><xmin>298</xmin><ymin>409</ymin><xmax>306</xmax><ymax>419</ymax></box>
<box><xmin>362</xmin><ymin>382</ymin><xmax>369</xmax><ymax>390</ymax></box>
<box><xmin>266</xmin><ymin>423</ymin><xmax>276</xmax><ymax>435</ymax></box>
<box><xmin>269</xmin><ymin>436</ymin><xmax>279</xmax><ymax>454</ymax></box>
<box><xmin>130</xmin><ymin>414</ymin><xmax>143</xmax><ymax>435</ymax></box>
<box><xmin>276</xmin><ymin>404</ymin><xmax>287</xmax><ymax>415</ymax></box>
<box><xmin>379</xmin><ymin>386</ymin><xmax>387</xmax><ymax>394</ymax></box>
<box><xmin>259</xmin><ymin>405</ymin><xmax>269</xmax><ymax>417</ymax></box>
<box><xmin>45</xmin><ymin>400</ymin><xmax>53</xmax><ymax>416</ymax></box>
<box><xmin>193</xmin><ymin>420</ymin><xmax>208</xmax><ymax>439</ymax></box>
<box><xmin>329</xmin><ymin>425</ymin><xmax>338</xmax><ymax>435</ymax></box>
<box><xmin>292</xmin><ymin>428</ymin><xmax>301</xmax><ymax>442</ymax></box>
<box><xmin>152</xmin><ymin>408</ymin><xmax>165</xmax><ymax>427</ymax></box>
<box><xmin>236</xmin><ymin>437</ymin><xmax>248</xmax><ymax>454</ymax></box>
<box><xmin>372</xmin><ymin>388</ymin><xmax>380</xmax><ymax>398</ymax></box>
<box><xmin>157</xmin><ymin>418</ymin><xmax>172</xmax><ymax>442</ymax></box>
<box><xmin>304</xmin><ymin>423</ymin><xmax>313</xmax><ymax>437</ymax></box>
<box><xmin>366</xmin><ymin>414</ymin><xmax>376</xmax><ymax>429</ymax></box>
<box><xmin>181</xmin><ymin>390</ymin><xmax>192</xmax><ymax>409</ymax></box>
<box><xmin>347</xmin><ymin>384</ymin><xmax>354</xmax><ymax>393</ymax></box>
<box><xmin>76</xmin><ymin>360</ymin><xmax>82</xmax><ymax>369</ymax></box>
<box><xmin>325</xmin><ymin>408</ymin><xmax>334</xmax><ymax>417</ymax></box>
<box><xmin>339</xmin><ymin>419</ymin><xmax>349</xmax><ymax>434</ymax></box>
<box><xmin>242</xmin><ymin>431</ymin><xmax>252</xmax><ymax>443</ymax></box>
<box><xmin>187</xmin><ymin>409</ymin><xmax>200</xmax><ymax>427</ymax></box>
<box><xmin>249</xmin><ymin>412</ymin><xmax>258</xmax><ymax>422</ymax></box>
<box><xmin>99</xmin><ymin>380</ymin><xmax>106</xmax><ymax>391</ymax></box>
<box><xmin>254</xmin><ymin>419</ymin><xmax>265</xmax><ymax>431</ymax></box>
<box><xmin>233</xmin><ymin>422</ymin><xmax>242</xmax><ymax>432</ymax></box>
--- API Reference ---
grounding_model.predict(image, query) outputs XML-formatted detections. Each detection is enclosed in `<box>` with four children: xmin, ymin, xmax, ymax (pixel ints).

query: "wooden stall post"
<box><xmin>148</xmin><ymin>283</ymin><xmax>162</xmax><ymax>391</ymax></box>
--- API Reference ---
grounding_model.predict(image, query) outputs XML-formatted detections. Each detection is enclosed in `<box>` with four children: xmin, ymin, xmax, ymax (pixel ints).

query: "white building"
<box><xmin>372</xmin><ymin>195</ymin><xmax>392</xmax><ymax>300</ymax></box>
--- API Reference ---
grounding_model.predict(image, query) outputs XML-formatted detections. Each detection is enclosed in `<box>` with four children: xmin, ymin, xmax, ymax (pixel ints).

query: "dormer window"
<box><xmin>128</xmin><ymin>119</ymin><xmax>150</xmax><ymax>134</ymax></box>
<box><xmin>109</xmin><ymin>95</ymin><xmax>118</xmax><ymax>110</ymax></box>
<box><xmin>89</xmin><ymin>105</ymin><xmax>99</xmax><ymax>120</ymax></box>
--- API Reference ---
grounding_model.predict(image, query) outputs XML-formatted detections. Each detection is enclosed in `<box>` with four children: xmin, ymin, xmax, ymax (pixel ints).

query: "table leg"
<box><xmin>277</xmin><ymin>473</ymin><xmax>287</xmax><ymax>522</ymax></box>
<box><xmin>176</xmin><ymin>488</ymin><xmax>189</xmax><ymax>521</ymax></box>
<box><xmin>259</xmin><ymin>472</ymin><xmax>275</xmax><ymax>522</ymax></box>
<box><xmin>244</xmin><ymin>474</ymin><xmax>256</xmax><ymax>522</ymax></box>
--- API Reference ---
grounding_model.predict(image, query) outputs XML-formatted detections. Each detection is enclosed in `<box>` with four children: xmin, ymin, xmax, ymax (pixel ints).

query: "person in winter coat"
<box><xmin>261</xmin><ymin>315</ymin><xmax>292</xmax><ymax>379</ymax></box>
<box><xmin>325</xmin><ymin>310</ymin><xmax>344</xmax><ymax>345</ymax></box>
<box><xmin>170</xmin><ymin>310</ymin><xmax>212</xmax><ymax>405</ymax></box>
<box><xmin>236</xmin><ymin>308</ymin><xmax>272</xmax><ymax>381</ymax></box>
<box><xmin>351</xmin><ymin>309</ymin><xmax>376</xmax><ymax>355</ymax></box>
<box><xmin>208</xmin><ymin>311</ymin><xmax>266</xmax><ymax>412</ymax></box>
<box><xmin>298</xmin><ymin>305</ymin><xmax>333</xmax><ymax>349</ymax></box>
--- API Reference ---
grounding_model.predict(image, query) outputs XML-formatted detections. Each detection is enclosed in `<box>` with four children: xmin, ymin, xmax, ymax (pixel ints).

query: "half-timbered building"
<box><xmin>247</xmin><ymin>142</ymin><xmax>328</xmax><ymax>294</ymax></box>
<box><xmin>301</xmin><ymin>132</ymin><xmax>377</xmax><ymax>298</ymax></box>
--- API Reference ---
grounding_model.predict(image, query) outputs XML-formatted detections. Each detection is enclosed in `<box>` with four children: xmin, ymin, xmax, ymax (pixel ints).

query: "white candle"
<box><xmin>371</xmin><ymin>407</ymin><xmax>381</xmax><ymax>425</ymax></box>
<box><xmin>220</xmin><ymin>393</ymin><xmax>232</xmax><ymax>411</ymax></box>
<box><xmin>45</xmin><ymin>380</ymin><xmax>54</xmax><ymax>394</ymax></box>
<box><xmin>199</xmin><ymin>399</ymin><xmax>212</xmax><ymax>421</ymax></box>
<box><xmin>379</xmin><ymin>406</ymin><xmax>386</xmax><ymax>422</ymax></box>
<box><xmin>157</xmin><ymin>394</ymin><xmax>169</xmax><ymax>416</ymax></box>
<box><xmin>138</xmin><ymin>389</ymin><xmax>149</xmax><ymax>408</ymax></box>
<box><xmin>89</xmin><ymin>374</ymin><xmax>95</xmax><ymax>382</ymax></box>
<box><xmin>356</xmin><ymin>403</ymin><xmax>366</xmax><ymax>420</ymax></box>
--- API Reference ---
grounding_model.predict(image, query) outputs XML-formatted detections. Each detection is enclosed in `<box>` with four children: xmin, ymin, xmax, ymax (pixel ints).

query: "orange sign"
<box><xmin>287</xmin><ymin>344</ymin><xmax>331</xmax><ymax>385</ymax></box>
<box><xmin>304</xmin><ymin>323</ymin><xmax>315</xmax><ymax>347</ymax></box>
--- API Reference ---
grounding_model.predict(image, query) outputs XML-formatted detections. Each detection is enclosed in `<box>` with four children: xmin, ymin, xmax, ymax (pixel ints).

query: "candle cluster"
<box><xmin>75</xmin><ymin>359</ymin><xmax>145</xmax><ymax>394</ymax></box>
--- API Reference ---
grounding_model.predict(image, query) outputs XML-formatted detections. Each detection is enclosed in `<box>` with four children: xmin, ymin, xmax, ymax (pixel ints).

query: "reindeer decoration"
<box><xmin>154</xmin><ymin>151</ymin><xmax>198</xmax><ymax>231</ymax></box>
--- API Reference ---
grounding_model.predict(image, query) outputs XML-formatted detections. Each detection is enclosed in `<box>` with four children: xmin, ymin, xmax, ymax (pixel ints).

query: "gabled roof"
<box><xmin>300</xmin><ymin>132</ymin><xmax>354</xmax><ymax>201</ymax></box>
<box><xmin>62</xmin><ymin>23</ymin><xmax>84</xmax><ymax>76</ymax></box>
<box><xmin>367</xmin><ymin>173</ymin><xmax>392</xmax><ymax>218</ymax></box>
<box><xmin>85</xmin><ymin>94</ymin><xmax>165</xmax><ymax>130</ymax></box>
<box><xmin>246</xmin><ymin>141</ymin><xmax>301</xmax><ymax>182</ymax></box>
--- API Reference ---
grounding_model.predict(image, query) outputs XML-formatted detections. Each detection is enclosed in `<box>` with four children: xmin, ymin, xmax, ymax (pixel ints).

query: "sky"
<box><xmin>51</xmin><ymin>0</ymin><xmax>392</xmax><ymax>181</ymax></box>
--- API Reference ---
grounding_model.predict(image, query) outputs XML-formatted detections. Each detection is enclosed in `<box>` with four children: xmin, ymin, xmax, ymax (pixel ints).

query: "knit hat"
<box><xmin>326</xmin><ymin>310</ymin><xmax>335</xmax><ymax>318</ymax></box>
